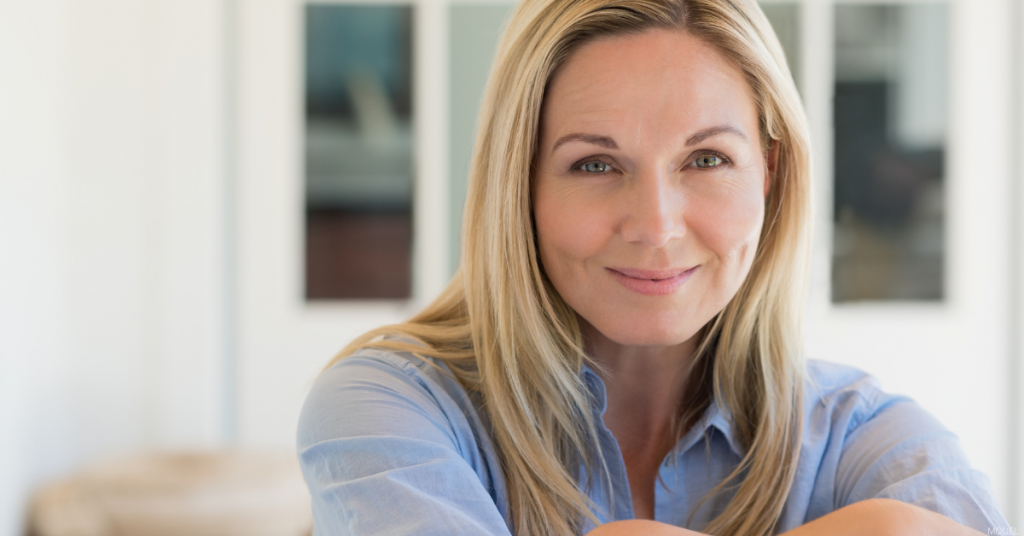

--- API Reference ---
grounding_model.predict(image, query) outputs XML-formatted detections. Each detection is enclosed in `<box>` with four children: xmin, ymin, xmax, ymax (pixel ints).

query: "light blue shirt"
<box><xmin>297</xmin><ymin>347</ymin><xmax>1010</xmax><ymax>535</ymax></box>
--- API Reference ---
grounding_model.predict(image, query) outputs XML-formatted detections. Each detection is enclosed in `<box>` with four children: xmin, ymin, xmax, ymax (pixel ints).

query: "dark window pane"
<box><xmin>304</xmin><ymin>4</ymin><xmax>414</xmax><ymax>300</ymax></box>
<box><xmin>833</xmin><ymin>4</ymin><xmax>947</xmax><ymax>302</ymax></box>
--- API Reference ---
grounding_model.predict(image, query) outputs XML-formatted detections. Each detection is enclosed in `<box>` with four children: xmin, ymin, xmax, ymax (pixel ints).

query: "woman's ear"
<box><xmin>764</xmin><ymin>139</ymin><xmax>779</xmax><ymax>198</ymax></box>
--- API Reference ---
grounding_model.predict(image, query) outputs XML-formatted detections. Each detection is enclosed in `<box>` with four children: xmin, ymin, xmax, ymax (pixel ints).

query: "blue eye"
<box><xmin>580</xmin><ymin>161</ymin><xmax>611</xmax><ymax>173</ymax></box>
<box><xmin>694</xmin><ymin>155</ymin><xmax>722</xmax><ymax>168</ymax></box>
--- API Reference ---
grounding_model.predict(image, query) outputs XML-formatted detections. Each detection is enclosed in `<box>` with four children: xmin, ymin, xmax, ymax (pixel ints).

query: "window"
<box><xmin>304</xmin><ymin>4</ymin><xmax>415</xmax><ymax>299</ymax></box>
<box><xmin>832</xmin><ymin>3</ymin><xmax>948</xmax><ymax>301</ymax></box>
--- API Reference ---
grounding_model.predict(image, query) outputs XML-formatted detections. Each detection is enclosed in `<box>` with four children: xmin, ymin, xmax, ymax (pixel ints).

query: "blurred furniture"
<box><xmin>27</xmin><ymin>451</ymin><xmax>313</xmax><ymax>536</ymax></box>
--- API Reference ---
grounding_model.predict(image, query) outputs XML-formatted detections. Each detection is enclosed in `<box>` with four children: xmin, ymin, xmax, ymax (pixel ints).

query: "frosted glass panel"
<box><xmin>449</xmin><ymin>3</ymin><xmax>514</xmax><ymax>275</ymax></box>
<box><xmin>760</xmin><ymin>3</ymin><xmax>801</xmax><ymax>92</ymax></box>
<box><xmin>833</xmin><ymin>4</ymin><xmax>947</xmax><ymax>302</ymax></box>
<box><xmin>304</xmin><ymin>4</ymin><xmax>414</xmax><ymax>299</ymax></box>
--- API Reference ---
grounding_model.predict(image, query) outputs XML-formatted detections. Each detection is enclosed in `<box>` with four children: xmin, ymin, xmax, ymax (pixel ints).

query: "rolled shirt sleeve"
<box><xmin>297</xmin><ymin>351</ymin><xmax>512</xmax><ymax>536</ymax></box>
<box><xmin>833</xmin><ymin>384</ymin><xmax>1011</xmax><ymax>532</ymax></box>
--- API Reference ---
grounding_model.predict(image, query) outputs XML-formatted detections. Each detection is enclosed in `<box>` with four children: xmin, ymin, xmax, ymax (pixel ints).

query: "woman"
<box><xmin>297</xmin><ymin>0</ymin><xmax>1009</xmax><ymax>534</ymax></box>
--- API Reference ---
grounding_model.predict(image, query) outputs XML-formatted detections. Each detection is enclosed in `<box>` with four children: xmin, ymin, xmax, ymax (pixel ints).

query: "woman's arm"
<box><xmin>298</xmin><ymin>354</ymin><xmax>514</xmax><ymax>536</ymax></box>
<box><xmin>780</xmin><ymin>498</ymin><xmax>985</xmax><ymax>536</ymax></box>
<box><xmin>584</xmin><ymin>499</ymin><xmax>985</xmax><ymax>536</ymax></box>
<box><xmin>829</xmin><ymin>387</ymin><xmax>1007</xmax><ymax>532</ymax></box>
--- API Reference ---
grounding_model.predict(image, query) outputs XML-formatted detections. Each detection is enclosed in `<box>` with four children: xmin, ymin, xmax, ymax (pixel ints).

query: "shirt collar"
<box><xmin>581</xmin><ymin>363</ymin><xmax>745</xmax><ymax>458</ymax></box>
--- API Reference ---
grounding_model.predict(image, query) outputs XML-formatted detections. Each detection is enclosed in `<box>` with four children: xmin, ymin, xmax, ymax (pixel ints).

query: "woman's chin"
<box><xmin>591</xmin><ymin>321</ymin><xmax>702</xmax><ymax>349</ymax></box>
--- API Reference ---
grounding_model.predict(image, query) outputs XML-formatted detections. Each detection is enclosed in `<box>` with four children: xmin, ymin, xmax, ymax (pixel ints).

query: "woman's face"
<box><xmin>533</xmin><ymin>29</ymin><xmax>771</xmax><ymax>347</ymax></box>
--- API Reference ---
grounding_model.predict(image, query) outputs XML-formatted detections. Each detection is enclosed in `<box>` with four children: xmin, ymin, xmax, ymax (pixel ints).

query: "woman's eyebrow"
<box><xmin>551</xmin><ymin>133</ymin><xmax>618</xmax><ymax>152</ymax></box>
<box><xmin>551</xmin><ymin>126</ymin><xmax>745</xmax><ymax>153</ymax></box>
<box><xmin>686</xmin><ymin>125</ymin><xmax>747</xmax><ymax>145</ymax></box>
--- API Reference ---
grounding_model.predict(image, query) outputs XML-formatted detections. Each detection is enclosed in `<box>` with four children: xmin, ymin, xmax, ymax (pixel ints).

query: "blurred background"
<box><xmin>1</xmin><ymin>0</ymin><xmax>1022</xmax><ymax>534</ymax></box>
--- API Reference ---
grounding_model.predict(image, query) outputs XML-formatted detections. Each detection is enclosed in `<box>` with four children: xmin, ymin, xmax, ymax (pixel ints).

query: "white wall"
<box><xmin>0</xmin><ymin>5</ymin><xmax>75</xmax><ymax>534</ymax></box>
<box><xmin>0</xmin><ymin>2</ymin><xmax>228</xmax><ymax>535</ymax></box>
<box><xmin>1013</xmin><ymin>0</ymin><xmax>1024</xmax><ymax>527</ymax></box>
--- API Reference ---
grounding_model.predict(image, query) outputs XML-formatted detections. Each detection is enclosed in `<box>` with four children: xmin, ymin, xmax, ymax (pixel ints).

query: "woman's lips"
<box><xmin>606</xmin><ymin>266</ymin><xmax>699</xmax><ymax>296</ymax></box>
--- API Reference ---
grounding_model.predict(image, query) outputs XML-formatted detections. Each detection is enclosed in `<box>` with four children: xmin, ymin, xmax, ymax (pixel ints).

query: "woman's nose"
<box><xmin>618</xmin><ymin>168</ymin><xmax>685</xmax><ymax>248</ymax></box>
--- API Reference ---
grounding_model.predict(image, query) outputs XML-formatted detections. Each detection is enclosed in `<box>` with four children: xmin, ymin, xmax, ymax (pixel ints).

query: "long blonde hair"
<box><xmin>328</xmin><ymin>1</ymin><xmax>812</xmax><ymax>534</ymax></box>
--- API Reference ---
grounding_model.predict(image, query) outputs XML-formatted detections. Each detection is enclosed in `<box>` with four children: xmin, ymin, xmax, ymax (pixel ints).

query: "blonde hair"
<box><xmin>327</xmin><ymin>0</ymin><xmax>812</xmax><ymax>534</ymax></box>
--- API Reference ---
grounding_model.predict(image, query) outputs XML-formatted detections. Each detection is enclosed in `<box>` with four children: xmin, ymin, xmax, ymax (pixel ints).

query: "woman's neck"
<box><xmin>581</xmin><ymin>320</ymin><xmax>703</xmax><ymax>519</ymax></box>
<box><xmin>581</xmin><ymin>320</ymin><xmax>700</xmax><ymax>438</ymax></box>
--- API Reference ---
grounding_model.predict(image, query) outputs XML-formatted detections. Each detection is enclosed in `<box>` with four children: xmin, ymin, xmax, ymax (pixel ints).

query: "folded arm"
<box><xmin>584</xmin><ymin>499</ymin><xmax>985</xmax><ymax>536</ymax></box>
<box><xmin>781</xmin><ymin>498</ymin><xmax>985</xmax><ymax>536</ymax></box>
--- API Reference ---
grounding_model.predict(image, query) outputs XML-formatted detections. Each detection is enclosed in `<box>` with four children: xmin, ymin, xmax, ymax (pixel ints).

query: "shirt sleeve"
<box><xmin>296</xmin><ymin>353</ymin><xmax>513</xmax><ymax>536</ymax></box>
<box><xmin>834</xmin><ymin>391</ymin><xmax>1011</xmax><ymax>533</ymax></box>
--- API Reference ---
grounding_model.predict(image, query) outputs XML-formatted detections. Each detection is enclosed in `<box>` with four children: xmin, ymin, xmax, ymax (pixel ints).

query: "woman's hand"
<box><xmin>779</xmin><ymin>498</ymin><xmax>986</xmax><ymax>536</ymax></box>
<box><xmin>584</xmin><ymin>499</ymin><xmax>986</xmax><ymax>536</ymax></box>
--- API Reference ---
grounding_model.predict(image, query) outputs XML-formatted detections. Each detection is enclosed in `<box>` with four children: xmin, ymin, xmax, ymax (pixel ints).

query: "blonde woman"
<box><xmin>297</xmin><ymin>0</ymin><xmax>1009</xmax><ymax>534</ymax></box>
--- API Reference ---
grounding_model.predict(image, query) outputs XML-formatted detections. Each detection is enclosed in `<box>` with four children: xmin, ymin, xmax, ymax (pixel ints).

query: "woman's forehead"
<box><xmin>541</xmin><ymin>29</ymin><xmax>759</xmax><ymax>149</ymax></box>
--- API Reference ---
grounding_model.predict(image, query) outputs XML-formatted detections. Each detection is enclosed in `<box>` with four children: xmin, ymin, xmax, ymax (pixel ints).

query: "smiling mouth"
<box><xmin>605</xmin><ymin>266</ymin><xmax>699</xmax><ymax>296</ymax></box>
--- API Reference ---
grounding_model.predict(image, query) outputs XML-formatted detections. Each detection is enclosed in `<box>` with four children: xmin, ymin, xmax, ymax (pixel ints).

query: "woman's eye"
<box><xmin>694</xmin><ymin>155</ymin><xmax>723</xmax><ymax>168</ymax></box>
<box><xmin>580</xmin><ymin>161</ymin><xmax>611</xmax><ymax>173</ymax></box>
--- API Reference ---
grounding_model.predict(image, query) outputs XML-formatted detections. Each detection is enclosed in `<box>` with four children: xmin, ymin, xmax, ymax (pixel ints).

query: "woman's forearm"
<box><xmin>779</xmin><ymin>498</ymin><xmax>985</xmax><ymax>536</ymax></box>
<box><xmin>584</xmin><ymin>499</ymin><xmax>985</xmax><ymax>536</ymax></box>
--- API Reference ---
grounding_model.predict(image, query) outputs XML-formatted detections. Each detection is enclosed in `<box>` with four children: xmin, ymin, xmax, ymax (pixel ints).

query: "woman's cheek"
<box><xmin>552</xmin><ymin>193</ymin><xmax>610</xmax><ymax>265</ymax></box>
<box><xmin>687</xmin><ymin>175</ymin><xmax>765</xmax><ymax>265</ymax></box>
<box><xmin>535</xmin><ymin>184</ymin><xmax>604</xmax><ymax>280</ymax></box>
